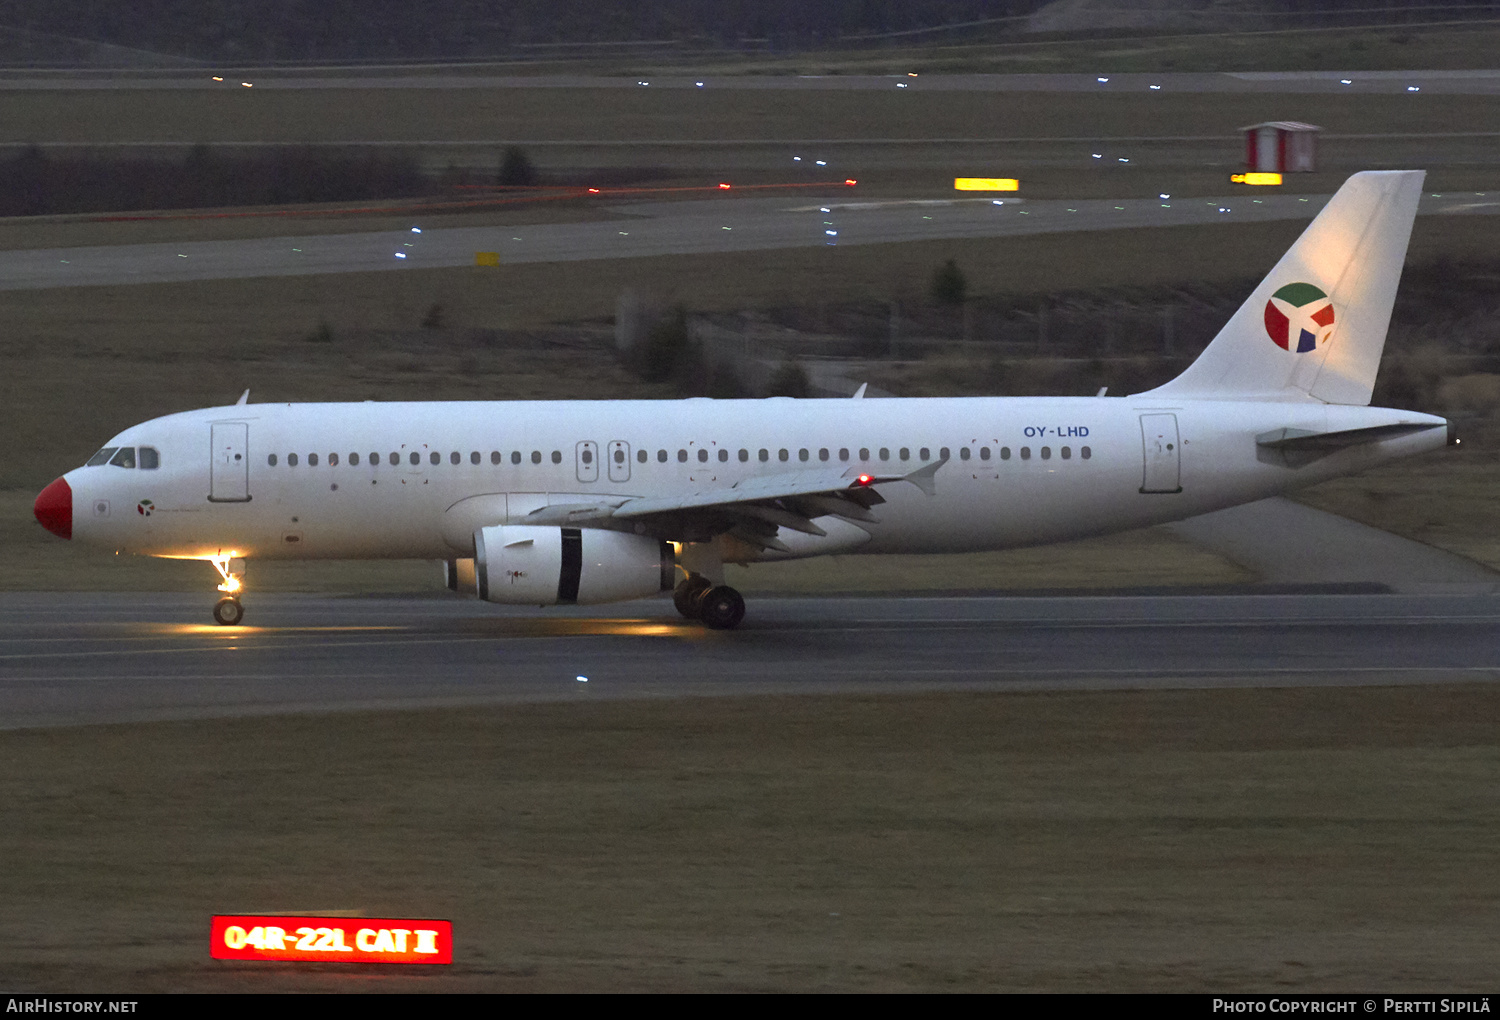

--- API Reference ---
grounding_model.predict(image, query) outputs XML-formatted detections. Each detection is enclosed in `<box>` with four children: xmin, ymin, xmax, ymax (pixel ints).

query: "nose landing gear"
<box><xmin>213</xmin><ymin>596</ymin><xmax>244</xmax><ymax>626</ymax></box>
<box><xmin>209</xmin><ymin>554</ymin><xmax>247</xmax><ymax>626</ymax></box>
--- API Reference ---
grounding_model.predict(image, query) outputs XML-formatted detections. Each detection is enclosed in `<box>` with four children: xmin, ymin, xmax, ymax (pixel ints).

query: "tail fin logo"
<box><xmin>1265</xmin><ymin>282</ymin><xmax>1336</xmax><ymax>353</ymax></box>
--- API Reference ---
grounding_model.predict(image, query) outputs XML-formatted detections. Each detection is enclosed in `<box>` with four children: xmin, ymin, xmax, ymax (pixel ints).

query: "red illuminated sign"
<box><xmin>211</xmin><ymin>915</ymin><xmax>452</xmax><ymax>965</ymax></box>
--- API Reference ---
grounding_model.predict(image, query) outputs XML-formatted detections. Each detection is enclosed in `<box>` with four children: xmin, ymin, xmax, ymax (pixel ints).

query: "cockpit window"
<box><xmin>108</xmin><ymin>447</ymin><xmax>136</xmax><ymax>469</ymax></box>
<box><xmin>86</xmin><ymin>447</ymin><xmax>118</xmax><ymax>467</ymax></box>
<box><xmin>139</xmin><ymin>447</ymin><xmax>159</xmax><ymax>470</ymax></box>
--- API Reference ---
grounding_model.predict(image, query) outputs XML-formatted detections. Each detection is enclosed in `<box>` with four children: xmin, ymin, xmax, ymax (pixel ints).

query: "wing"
<box><xmin>517</xmin><ymin>457</ymin><xmax>947</xmax><ymax>552</ymax></box>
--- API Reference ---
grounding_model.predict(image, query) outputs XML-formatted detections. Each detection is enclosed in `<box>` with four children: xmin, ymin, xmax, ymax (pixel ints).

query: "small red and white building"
<box><xmin>1242</xmin><ymin>121</ymin><xmax>1321</xmax><ymax>173</ymax></box>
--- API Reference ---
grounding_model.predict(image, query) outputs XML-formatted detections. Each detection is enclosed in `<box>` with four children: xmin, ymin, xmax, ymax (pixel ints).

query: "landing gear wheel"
<box><xmin>698</xmin><ymin>586</ymin><xmax>745</xmax><ymax>630</ymax></box>
<box><xmin>212</xmin><ymin>597</ymin><xmax>244</xmax><ymax>626</ymax></box>
<box><xmin>673</xmin><ymin>575</ymin><xmax>713</xmax><ymax>619</ymax></box>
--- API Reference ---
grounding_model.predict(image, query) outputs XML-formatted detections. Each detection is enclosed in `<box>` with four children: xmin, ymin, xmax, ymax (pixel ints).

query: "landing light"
<box><xmin>587</xmin><ymin>187</ymin><xmax>600</xmax><ymax>194</ymax></box>
<box><xmin>844</xmin><ymin>179</ymin><xmax>857</xmax><ymax>186</ymax></box>
<box><xmin>718</xmin><ymin>182</ymin><xmax>731</xmax><ymax>189</ymax></box>
<box><xmin>1231</xmin><ymin>172</ymin><xmax>1282</xmax><ymax>186</ymax></box>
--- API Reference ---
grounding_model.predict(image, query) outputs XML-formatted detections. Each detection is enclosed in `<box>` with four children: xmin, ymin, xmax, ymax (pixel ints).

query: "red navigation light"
<box><xmin>856</xmin><ymin>474</ymin><xmax>873</xmax><ymax>486</ymax></box>
<box><xmin>845</xmin><ymin>179</ymin><xmax>858</xmax><ymax>186</ymax></box>
<box><xmin>718</xmin><ymin>182</ymin><xmax>732</xmax><ymax>190</ymax></box>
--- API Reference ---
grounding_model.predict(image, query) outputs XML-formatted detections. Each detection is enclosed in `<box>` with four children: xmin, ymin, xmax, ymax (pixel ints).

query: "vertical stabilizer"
<box><xmin>1141</xmin><ymin>170</ymin><xmax>1424</xmax><ymax>404</ymax></box>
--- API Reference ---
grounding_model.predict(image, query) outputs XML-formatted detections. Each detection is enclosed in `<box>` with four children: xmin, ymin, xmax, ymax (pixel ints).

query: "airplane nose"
<box><xmin>34</xmin><ymin>477</ymin><xmax>72</xmax><ymax>539</ymax></box>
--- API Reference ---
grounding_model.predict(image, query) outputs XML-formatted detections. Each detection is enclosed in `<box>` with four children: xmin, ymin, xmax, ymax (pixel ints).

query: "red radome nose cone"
<box><xmin>34</xmin><ymin>477</ymin><xmax>72</xmax><ymax>539</ymax></box>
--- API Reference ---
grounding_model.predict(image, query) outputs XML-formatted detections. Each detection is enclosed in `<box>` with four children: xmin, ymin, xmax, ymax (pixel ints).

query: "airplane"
<box><xmin>32</xmin><ymin>170</ymin><xmax>1454</xmax><ymax>629</ymax></box>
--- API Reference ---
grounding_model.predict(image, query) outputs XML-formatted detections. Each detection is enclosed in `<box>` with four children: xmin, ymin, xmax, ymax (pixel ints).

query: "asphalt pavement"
<box><xmin>4</xmin><ymin>590</ymin><xmax>1500</xmax><ymax>730</ymax></box>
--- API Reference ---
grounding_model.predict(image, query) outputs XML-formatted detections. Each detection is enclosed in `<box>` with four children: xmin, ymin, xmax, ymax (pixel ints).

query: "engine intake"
<box><xmin>474</xmin><ymin>525</ymin><xmax>674</xmax><ymax>605</ymax></box>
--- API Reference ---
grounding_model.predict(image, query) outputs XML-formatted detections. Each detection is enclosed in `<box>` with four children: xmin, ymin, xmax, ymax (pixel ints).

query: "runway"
<box><xmin>4</xmin><ymin>590</ymin><xmax>1500</xmax><ymax>730</ymax></box>
<box><xmin>3</xmin><ymin>189</ymin><xmax>1497</xmax><ymax>291</ymax></box>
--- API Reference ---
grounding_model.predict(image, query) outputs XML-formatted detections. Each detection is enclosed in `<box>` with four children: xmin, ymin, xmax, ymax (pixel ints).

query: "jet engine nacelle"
<box><xmin>473</xmin><ymin>525</ymin><xmax>675</xmax><ymax>605</ymax></box>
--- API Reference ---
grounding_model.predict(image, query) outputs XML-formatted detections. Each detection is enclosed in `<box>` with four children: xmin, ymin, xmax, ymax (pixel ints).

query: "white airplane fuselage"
<box><xmin>62</xmin><ymin>395</ymin><xmax>1447</xmax><ymax>563</ymax></box>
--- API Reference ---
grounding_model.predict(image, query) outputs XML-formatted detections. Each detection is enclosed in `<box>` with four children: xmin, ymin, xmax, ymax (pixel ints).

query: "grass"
<box><xmin>2</xmin><ymin>684</ymin><xmax>1497</xmax><ymax>991</ymax></box>
<box><xmin>1</xmin><ymin>87</ymin><xmax>1498</xmax><ymax>148</ymax></box>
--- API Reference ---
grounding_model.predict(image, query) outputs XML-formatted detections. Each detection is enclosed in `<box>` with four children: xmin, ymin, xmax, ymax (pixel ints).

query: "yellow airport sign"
<box><xmin>954</xmin><ymin>177</ymin><xmax>1019</xmax><ymax>192</ymax></box>
<box><xmin>475</xmin><ymin>251</ymin><xmax>500</xmax><ymax>266</ymax></box>
<box><xmin>1231</xmin><ymin>173</ymin><xmax>1283</xmax><ymax>186</ymax></box>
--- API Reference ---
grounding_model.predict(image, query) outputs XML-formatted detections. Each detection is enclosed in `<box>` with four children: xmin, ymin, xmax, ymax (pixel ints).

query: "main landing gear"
<box><xmin>673</xmin><ymin>574</ymin><xmax>746</xmax><ymax>630</ymax></box>
<box><xmin>209</xmin><ymin>554</ymin><xmax>246</xmax><ymax>626</ymax></box>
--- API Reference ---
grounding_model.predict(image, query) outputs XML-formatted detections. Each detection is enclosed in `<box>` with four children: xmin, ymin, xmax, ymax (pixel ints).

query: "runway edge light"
<box><xmin>955</xmin><ymin>178</ymin><xmax>1019</xmax><ymax>192</ymax></box>
<box><xmin>1231</xmin><ymin>172</ymin><xmax>1283</xmax><ymax>186</ymax></box>
<box><xmin>211</xmin><ymin>915</ymin><xmax>453</xmax><ymax>965</ymax></box>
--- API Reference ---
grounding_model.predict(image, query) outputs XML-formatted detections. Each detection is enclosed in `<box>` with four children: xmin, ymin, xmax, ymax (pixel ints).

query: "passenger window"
<box><xmin>329</xmin><ymin>453</ymin><xmax>338</xmax><ymax>466</ymax></box>
<box><xmin>139</xmin><ymin>447</ymin><xmax>160</xmax><ymax>469</ymax></box>
<box><xmin>698</xmin><ymin>449</ymin><xmax>708</xmax><ymax>463</ymax></box>
<box><xmin>86</xmin><ymin>447</ymin><xmax>118</xmax><ymax>467</ymax></box>
<box><xmin>1081</xmin><ymin>446</ymin><xmax>1092</xmax><ymax>460</ymax></box>
<box><xmin>268</xmin><ymin>453</ymin><xmax>278</xmax><ymax>467</ymax></box>
<box><xmin>1040</xmin><ymin>447</ymin><xmax>1051</xmax><ymax>460</ymax></box>
<box><xmin>638</xmin><ymin>449</ymin><xmax>648</xmax><ymax>463</ymax></box>
<box><xmin>370</xmin><ymin>452</ymin><xmax>380</xmax><ymax>465</ymax></box>
<box><xmin>615</xmin><ymin>449</ymin><xmax>626</xmax><ymax>464</ymax></box>
<box><xmin>899</xmin><ymin>448</ymin><xmax>909</xmax><ymax>461</ymax></box>
<box><xmin>678</xmin><ymin>450</ymin><xmax>688</xmax><ymax>463</ymax></box>
<box><xmin>759</xmin><ymin>449</ymin><xmax>769</xmax><ymax>462</ymax></box>
<box><xmin>980</xmin><ymin>447</ymin><xmax>991</xmax><ymax>461</ymax></box>
<box><xmin>799</xmin><ymin>449</ymin><xmax>809</xmax><ymax>462</ymax></box>
<box><xmin>309</xmin><ymin>453</ymin><xmax>319</xmax><ymax>466</ymax></box>
<box><xmin>859</xmin><ymin>448</ymin><xmax>869</xmax><ymax>461</ymax></box>
<box><xmin>839</xmin><ymin>448</ymin><xmax>849</xmax><ymax>462</ymax></box>
<box><xmin>998</xmin><ymin>447</ymin><xmax>1009</xmax><ymax>460</ymax></box>
<box><xmin>878</xmin><ymin>448</ymin><xmax>889</xmax><ymax>461</ymax></box>
<box><xmin>1061</xmin><ymin>447</ymin><xmax>1071</xmax><ymax>460</ymax></box>
<box><xmin>512</xmin><ymin>452</ymin><xmax>522</xmax><ymax>465</ymax></box>
<box><xmin>426</xmin><ymin>452</ymin><xmax>436</xmax><ymax>465</ymax></box>
<box><xmin>582</xmin><ymin>449</ymin><xmax>593</xmax><ymax>465</ymax></box>
<box><xmin>450</xmin><ymin>452</ymin><xmax>460</xmax><ymax>465</ymax></box>
<box><xmin>819</xmin><ymin>448</ymin><xmax>829</xmax><ymax>461</ymax></box>
<box><xmin>718</xmin><ymin>449</ymin><xmax>728</xmax><ymax>462</ymax></box>
<box><xmin>1021</xmin><ymin>447</ymin><xmax>1032</xmax><ymax>460</ymax></box>
<box><xmin>288</xmin><ymin>453</ymin><xmax>299</xmax><ymax>467</ymax></box>
<box><xmin>350</xmin><ymin>452</ymin><xmax>360</xmax><ymax>466</ymax></box>
<box><xmin>739</xmin><ymin>449</ymin><xmax>749</xmax><ymax>462</ymax></box>
<box><xmin>922</xmin><ymin>448</ymin><xmax>932</xmax><ymax>461</ymax></box>
<box><xmin>658</xmin><ymin>450</ymin><xmax>668</xmax><ymax>463</ymax></box>
<box><xmin>959</xmin><ymin>447</ymin><xmax>970</xmax><ymax>461</ymax></box>
<box><xmin>410</xmin><ymin>452</ymin><xmax>420</xmax><ymax>466</ymax></box>
<box><xmin>109</xmin><ymin>447</ymin><xmax>136</xmax><ymax>469</ymax></box>
<box><xmin>389</xmin><ymin>452</ymin><xmax>399</xmax><ymax>466</ymax></box>
<box><xmin>531</xmin><ymin>451</ymin><xmax>542</xmax><ymax>464</ymax></box>
<box><xmin>551</xmin><ymin>451</ymin><xmax>561</xmax><ymax>464</ymax></box>
<box><xmin>779</xmin><ymin>449</ymin><xmax>789</xmax><ymax>462</ymax></box>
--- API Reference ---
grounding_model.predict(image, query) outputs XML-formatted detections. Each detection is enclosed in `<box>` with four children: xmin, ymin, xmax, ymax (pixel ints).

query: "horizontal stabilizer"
<box><xmin>1255</xmin><ymin>422</ymin><xmax>1441</xmax><ymax>451</ymax></box>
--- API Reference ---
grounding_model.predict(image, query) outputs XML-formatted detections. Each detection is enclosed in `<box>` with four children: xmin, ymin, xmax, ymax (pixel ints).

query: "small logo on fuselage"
<box><xmin>1265</xmin><ymin>282</ymin><xmax>1335</xmax><ymax>353</ymax></box>
<box><xmin>137</xmin><ymin>499</ymin><xmax>154</xmax><ymax>516</ymax></box>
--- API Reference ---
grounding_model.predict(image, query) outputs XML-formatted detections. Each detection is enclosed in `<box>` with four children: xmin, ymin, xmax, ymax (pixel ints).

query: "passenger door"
<box><xmin>209</xmin><ymin>422</ymin><xmax>251</xmax><ymax>502</ymax></box>
<box><xmin>1139</xmin><ymin>413</ymin><xmax>1182</xmax><ymax>494</ymax></box>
